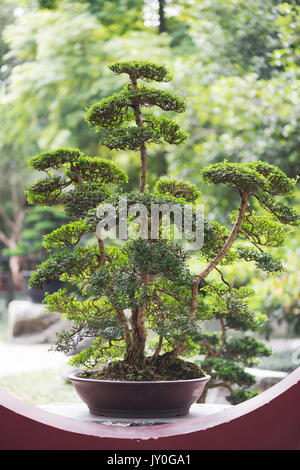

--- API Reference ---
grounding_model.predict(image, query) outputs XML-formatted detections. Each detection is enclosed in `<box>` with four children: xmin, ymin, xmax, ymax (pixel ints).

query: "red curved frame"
<box><xmin>0</xmin><ymin>367</ymin><xmax>299</xmax><ymax>450</ymax></box>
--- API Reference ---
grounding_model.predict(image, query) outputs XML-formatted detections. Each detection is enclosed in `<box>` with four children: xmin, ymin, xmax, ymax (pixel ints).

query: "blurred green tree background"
<box><xmin>0</xmin><ymin>0</ymin><xmax>299</xmax><ymax>336</ymax></box>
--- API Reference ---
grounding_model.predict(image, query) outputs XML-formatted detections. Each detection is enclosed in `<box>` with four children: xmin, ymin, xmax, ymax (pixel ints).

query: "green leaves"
<box><xmin>62</xmin><ymin>182</ymin><xmax>111</xmax><ymax>219</ymax></box>
<box><xmin>85</xmin><ymin>92</ymin><xmax>132</xmax><ymax>129</ymax></box>
<box><xmin>201</xmin><ymin>160</ymin><xmax>296</xmax><ymax>197</ymax></box>
<box><xmin>28</xmin><ymin>148</ymin><xmax>82</xmax><ymax>171</ymax></box>
<box><xmin>85</xmin><ymin>84</ymin><xmax>186</xmax><ymax>130</ymax></box>
<box><xmin>247</xmin><ymin>161</ymin><xmax>295</xmax><ymax>196</ymax></box>
<box><xmin>87</xmin><ymin>247</ymin><xmax>142</xmax><ymax>310</ymax></box>
<box><xmin>26</xmin><ymin>147</ymin><xmax>127</xmax><ymax>210</ymax></box>
<box><xmin>69</xmin><ymin>339</ymin><xmax>126</xmax><ymax>371</ymax></box>
<box><xmin>154</xmin><ymin>178</ymin><xmax>200</xmax><ymax>202</ymax></box>
<box><xmin>147</xmin><ymin>116</ymin><xmax>188</xmax><ymax>145</ymax></box>
<box><xmin>99</xmin><ymin>125</ymin><xmax>161</xmax><ymax>151</ymax></box>
<box><xmin>226</xmin><ymin>389</ymin><xmax>259</xmax><ymax>405</ymax></box>
<box><xmin>199</xmin><ymin>357</ymin><xmax>256</xmax><ymax>387</ymax></box>
<box><xmin>202</xmin><ymin>283</ymin><xmax>265</xmax><ymax>331</ymax></box>
<box><xmin>255</xmin><ymin>191</ymin><xmax>300</xmax><ymax>226</ymax></box>
<box><xmin>26</xmin><ymin>175</ymin><xmax>69</xmax><ymax>205</ymax></box>
<box><xmin>98</xmin><ymin>117</ymin><xmax>188</xmax><ymax>151</ymax></box>
<box><xmin>234</xmin><ymin>210</ymin><xmax>288</xmax><ymax>248</ymax></box>
<box><xmin>46</xmin><ymin>288</ymin><xmax>126</xmax><ymax>363</ymax></box>
<box><xmin>43</xmin><ymin>220</ymin><xmax>90</xmax><ymax>250</ymax></box>
<box><xmin>202</xmin><ymin>161</ymin><xmax>268</xmax><ymax>194</ymax></box>
<box><xmin>236</xmin><ymin>245</ymin><xmax>285</xmax><ymax>273</ymax></box>
<box><xmin>66</xmin><ymin>155</ymin><xmax>128</xmax><ymax>185</ymax></box>
<box><xmin>28</xmin><ymin>246</ymin><xmax>99</xmax><ymax>289</ymax></box>
<box><xmin>223</xmin><ymin>336</ymin><xmax>271</xmax><ymax>364</ymax></box>
<box><xmin>196</xmin><ymin>332</ymin><xmax>270</xmax><ymax>404</ymax></box>
<box><xmin>201</xmin><ymin>161</ymin><xmax>300</xmax><ymax>241</ymax></box>
<box><xmin>126</xmin><ymin>238</ymin><xmax>190</xmax><ymax>282</ymax></box>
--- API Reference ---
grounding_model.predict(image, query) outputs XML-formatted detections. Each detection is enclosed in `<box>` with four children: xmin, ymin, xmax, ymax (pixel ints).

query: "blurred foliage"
<box><xmin>251</xmin><ymin>235</ymin><xmax>300</xmax><ymax>337</ymax></box>
<box><xmin>4</xmin><ymin>205</ymin><xmax>67</xmax><ymax>264</ymax></box>
<box><xmin>211</xmin><ymin>214</ymin><xmax>300</xmax><ymax>338</ymax></box>
<box><xmin>0</xmin><ymin>0</ymin><xmax>299</xmax><ymax>340</ymax></box>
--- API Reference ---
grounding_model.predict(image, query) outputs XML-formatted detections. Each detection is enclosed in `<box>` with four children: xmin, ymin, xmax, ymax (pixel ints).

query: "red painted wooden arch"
<box><xmin>0</xmin><ymin>367</ymin><xmax>299</xmax><ymax>450</ymax></box>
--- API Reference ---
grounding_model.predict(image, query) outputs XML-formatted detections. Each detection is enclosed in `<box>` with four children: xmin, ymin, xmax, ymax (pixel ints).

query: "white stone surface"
<box><xmin>38</xmin><ymin>402</ymin><xmax>233</xmax><ymax>427</ymax></box>
<box><xmin>0</xmin><ymin>340</ymin><xmax>65</xmax><ymax>377</ymax></box>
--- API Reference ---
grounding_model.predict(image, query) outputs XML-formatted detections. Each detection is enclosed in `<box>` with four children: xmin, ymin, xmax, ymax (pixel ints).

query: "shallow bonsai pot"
<box><xmin>22</xmin><ymin>271</ymin><xmax>64</xmax><ymax>304</ymax></box>
<box><xmin>68</xmin><ymin>373</ymin><xmax>211</xmax><ymax>418</ymax></box>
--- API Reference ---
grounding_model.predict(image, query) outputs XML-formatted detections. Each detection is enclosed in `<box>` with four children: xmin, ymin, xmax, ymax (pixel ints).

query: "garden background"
<box><xmin>0</xmin><ymin>0</ymin><xmax>299</xmax><ymax>405</ymax></box>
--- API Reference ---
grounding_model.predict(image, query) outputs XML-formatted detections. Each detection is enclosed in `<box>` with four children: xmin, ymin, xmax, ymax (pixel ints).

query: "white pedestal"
<box><xmin>39</xmin><ymin>402</ymin><xmax>232</xmax><ymax>427</ymax></box>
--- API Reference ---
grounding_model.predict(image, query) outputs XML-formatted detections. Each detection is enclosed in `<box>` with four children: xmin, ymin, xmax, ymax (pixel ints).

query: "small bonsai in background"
<box><xmin>26</xmin><ymin>60</ymin><xmax>299</xmax><ymax>403</ymax></box>
<box><xmin>5</xmin><ymin>206</ymin><xmax>67</xmax><ymax>270</ymax></box>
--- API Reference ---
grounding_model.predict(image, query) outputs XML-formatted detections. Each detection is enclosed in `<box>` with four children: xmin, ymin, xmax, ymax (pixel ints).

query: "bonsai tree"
<box><xmin>26</xmin><ymin>60</ymin><xmax>299</xmax><ymax>403</ymax></box>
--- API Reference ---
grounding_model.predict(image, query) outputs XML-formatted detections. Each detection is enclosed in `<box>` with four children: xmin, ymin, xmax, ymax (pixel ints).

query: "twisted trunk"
<box><xmin>124</xmin><ymin>305</ymin><xmax>147</xmax><ymax>365</ymax></box>
<box><xmin>124</xmin><ymin>272</ymin><xmax>151</xmax><ymax>365</ymax></box>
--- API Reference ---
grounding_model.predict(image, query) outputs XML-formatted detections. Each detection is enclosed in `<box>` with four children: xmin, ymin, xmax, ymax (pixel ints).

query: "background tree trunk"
<box><xmin>158</xmin><ymin>0</ymin><xmax>167</xmax><ymax>34</ymax></box>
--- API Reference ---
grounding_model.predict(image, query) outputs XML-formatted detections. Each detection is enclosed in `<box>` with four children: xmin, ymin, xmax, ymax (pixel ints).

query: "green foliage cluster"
<box><xmin>28</xmin><ymin>246</ymin><xmax>99</xmax><ymax>290</ymax></box>
<box><xmin>255</xmin><ymin>192</ymin><xmax>300</xmax><ymax>226</ymax></box>
<box><xmin>126</xmin><ymin>239</ymin><xmax>190</xmax><ymax>283</ymax></box>
<box><xmin>236</xmin><ymin>246</ymin><xmax>284</xmax><ymax>273</ymax></box>
<box><xmin>43</xmin><ymin>220</ymin><xmax>90</xmax><ymax>250</ymax></box>
<box><xmin>28</xmin><ymin>148</ymin><xmax>82</xmax><ymax>171</ymax></box>
<box><xmin>202</xmin><ymin>161</ymin><xmax>296</xmax><ymax>199</ymax></box>
<box><xmin>233</xmin><ymin>210</ymin><xmax>288</xmax><ymax>248</ymax></box>
<box><xmin>196</xmin><ymin>333</ymin><xmax>271</xmax><ymax>403</ymax></box>
<box><xmin>26</xmin><ymin>148</ymin><xmax>127</xmax><ymax>213</ymax></box>
<box><xmin>98</xmin><ymin>119</ymin><xmax>188</xmax><ymax>150</ymax></box>
<box><xmin>108</xmin><ymin>60</ymin><xmax>173</xmax><ymax>82</ymax></box>
<box><xmin>154</xmin><ymin>178</ymin><xmax>200</xmax><ymax>202</ymax></box>
<box><xmin>86</xmin><ymin>86</ymin><xmax>186</xmax><ymax>129</ymax></box>
<box><xmin>62</xmin><ymin>183</ymin><xmax>111</xmax><ymax>219</ymax></box>
<box><xmin>85</xmin><ymin>64</ymin><xmax>187</xmax><ymax>154</ymax></box>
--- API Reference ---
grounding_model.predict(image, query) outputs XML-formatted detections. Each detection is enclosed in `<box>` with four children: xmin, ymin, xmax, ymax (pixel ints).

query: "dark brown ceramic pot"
<box><xmin>22</xmin><ymin>271</ymin><xmax>65</xmax><ymax>304</ymax></box>
<box><xmin>68</xmin><ymin>373</ymin><xmax>211</xmax><ymax>418</ymax></box>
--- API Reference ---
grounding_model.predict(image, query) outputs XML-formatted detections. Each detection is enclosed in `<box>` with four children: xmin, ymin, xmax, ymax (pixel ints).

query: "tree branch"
<box><xmin>191</xmin><ymin>193</ymin><xmax>250</xmax><ymax>315</ymax></box>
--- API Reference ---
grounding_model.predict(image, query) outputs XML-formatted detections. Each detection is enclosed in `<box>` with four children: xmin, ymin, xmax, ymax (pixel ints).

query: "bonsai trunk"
<box><xmin>130</xmin><ymin>73</ymin><xmax>147</xmax><ymax>193</ymax></box>
<box><xmin>125</xmin><ymin>305</ymin><xmax>147</xmax><ymax>366</ymax></box>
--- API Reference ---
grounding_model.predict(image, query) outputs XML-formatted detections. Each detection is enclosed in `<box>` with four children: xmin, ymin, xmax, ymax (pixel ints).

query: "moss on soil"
<box><xmin>83</xmin><ymin>357</ymin><xmax>204</xmax><ymax>381</ymax></box>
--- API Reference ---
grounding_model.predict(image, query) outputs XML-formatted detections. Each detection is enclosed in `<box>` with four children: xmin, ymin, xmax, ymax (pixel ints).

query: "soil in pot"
<box><xmin>69</xmin><ymin>358</ymin><xmax>210</xmax><ymax>418</ymax></box>
<box><xmin>86</xmin><ymin>357</ymin><xmax>204</xmax><ymax>381</ymax></box>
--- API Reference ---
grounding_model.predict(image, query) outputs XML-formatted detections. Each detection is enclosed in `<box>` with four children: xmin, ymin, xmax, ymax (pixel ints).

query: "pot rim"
<box><xmin>68</xmin><ymin>372</ymin><xmax>211</xmax><ymax>385</ymax></box>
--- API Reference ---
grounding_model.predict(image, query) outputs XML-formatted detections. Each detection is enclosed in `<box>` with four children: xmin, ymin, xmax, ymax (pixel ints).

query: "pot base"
<box><xmin>88</xmin><ymin>406</ymin><xmax>190</xmax><ymax>418</ymax></box>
